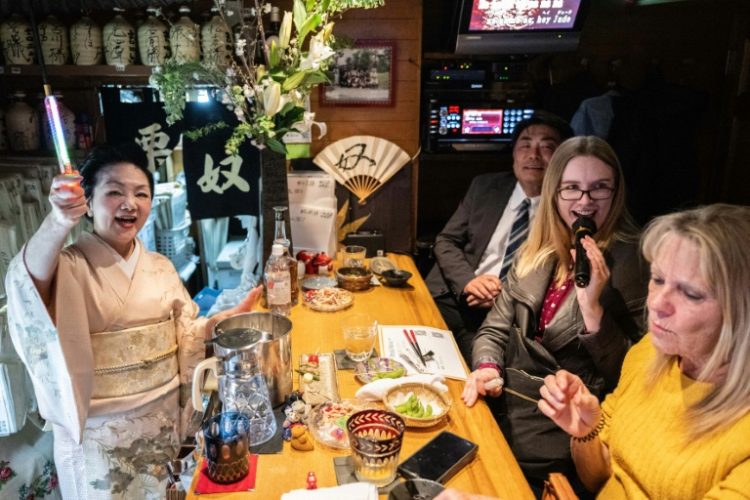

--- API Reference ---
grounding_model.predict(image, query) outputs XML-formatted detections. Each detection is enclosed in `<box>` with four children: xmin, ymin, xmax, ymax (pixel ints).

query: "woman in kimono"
<box><xmin>5</xmin><ymin>143</ymin><xmax>261</xmax><ymax>499</ymax></box>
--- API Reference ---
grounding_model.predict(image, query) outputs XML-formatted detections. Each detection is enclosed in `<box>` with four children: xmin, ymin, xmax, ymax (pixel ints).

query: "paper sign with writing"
<box><xmin>288</xmin><ymin>171</ymin><xmax>337</xmax><ymax>257</ymax></box>
<box><xmin>288</xmin><ymin>172</ymin><xmax>336</xmax><ymax>207</ymax></box>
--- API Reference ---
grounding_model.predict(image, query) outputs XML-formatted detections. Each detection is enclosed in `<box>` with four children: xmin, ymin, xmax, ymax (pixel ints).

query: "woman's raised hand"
<box><xmin>461</xmin><ymin>366</ymin><xmax>502</xmax><ymax>407</ymax></box>
<box><xmin>538</xmin><ymin>370</ymin><xmax>601</xmax><ymax>438</ymax></box>
<box><xmin>204</xmin><ymin>285</ymin><xmax>263</xmax><ymax>339</ymax></box>
<box><xmin>49</xmin><ymin>174</ymin><xmax>86</xmax><ymax>229</ymax></box>
<box><xmin>236</xmin><ymin>285</ymin><xmax>263</xmax><ymax>313</ymax></box>
<box><xmin>572</xmin><ymin>236</ymin><xmax>610</xmax><ymax>332</ymax></box>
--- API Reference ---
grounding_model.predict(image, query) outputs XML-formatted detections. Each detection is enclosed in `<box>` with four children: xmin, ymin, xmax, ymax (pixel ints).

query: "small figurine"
<box><xmin>306</xmin><ymin>471</ymin><xmax>318</xmax><ymax>490</ymax></box>
<box><xmin>291</xmin><ymin>425</ymin><xmax>314</xmax><ymax>451</ymax></box>
<box><xmin>282</xmin><ymin>392</ymin><xmax>311</xmax><ymax>441</ymax></box>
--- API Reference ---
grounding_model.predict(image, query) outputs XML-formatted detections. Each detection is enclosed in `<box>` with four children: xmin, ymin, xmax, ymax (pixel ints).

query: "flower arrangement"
<box><xmin>150</xmin><ymin>0</ymin><xmax>385</xmax><ymax>155</ymax></box>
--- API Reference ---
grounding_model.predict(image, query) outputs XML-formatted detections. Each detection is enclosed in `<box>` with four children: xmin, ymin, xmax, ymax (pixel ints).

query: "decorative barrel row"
<box><xmin>0</xmin><ymin>7</ymin><xmax>231</xmax><ymax>68</ymax></box>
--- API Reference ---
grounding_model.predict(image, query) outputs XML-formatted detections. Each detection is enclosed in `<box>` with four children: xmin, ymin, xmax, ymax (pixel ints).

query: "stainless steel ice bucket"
<box><xmin>192</xmin><ymin>312</ymin><xmax>293</xmax><ymax>409</ymax></box>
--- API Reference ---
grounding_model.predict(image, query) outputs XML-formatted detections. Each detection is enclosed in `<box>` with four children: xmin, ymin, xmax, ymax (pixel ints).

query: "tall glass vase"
<box><xmin>259</xmin><ymin>150</ymin><xmax>293</xmax><ymax>265</ymax></box>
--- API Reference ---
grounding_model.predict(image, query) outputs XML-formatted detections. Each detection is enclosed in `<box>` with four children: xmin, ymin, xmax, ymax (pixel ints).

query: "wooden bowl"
<box><xmin>336</xmin><ymin>266</ymin><xmax>373</xmax><ymax>291</ymax></box>
<box><xmin>383</xmin><ymin>382</ymin><xmax>451</xmax><ymax>428</ymax></box>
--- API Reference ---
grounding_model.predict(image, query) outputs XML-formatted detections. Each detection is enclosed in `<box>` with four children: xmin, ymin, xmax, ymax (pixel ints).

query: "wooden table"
<box><xmin>187</xmin><ymin>254</ymin><xmax>533</xmax><ymax>499</ymax></box>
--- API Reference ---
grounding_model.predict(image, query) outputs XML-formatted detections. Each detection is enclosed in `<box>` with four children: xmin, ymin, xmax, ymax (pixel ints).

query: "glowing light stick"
<box><xmin>43</xmin><ymin>84</ymin><xmax>74</xmax><ymax>175</ymax></box>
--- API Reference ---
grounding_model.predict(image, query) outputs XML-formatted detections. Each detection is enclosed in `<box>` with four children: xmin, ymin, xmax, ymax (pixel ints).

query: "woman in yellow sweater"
<box><xmin>537</xmin><ymin>203</ymin><xmax>750</xmax><ymax>498</ymax></box>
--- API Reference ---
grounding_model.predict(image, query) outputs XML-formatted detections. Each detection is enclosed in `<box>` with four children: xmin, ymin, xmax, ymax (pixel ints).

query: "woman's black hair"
<box><xmin>79</xmin><ymin>142</ymin><xmax>154</xmax><ymax>200</ymax></box>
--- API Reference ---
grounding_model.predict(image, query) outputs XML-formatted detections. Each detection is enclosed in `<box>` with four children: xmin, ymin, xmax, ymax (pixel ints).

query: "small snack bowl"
<box><xmin>336</xmin><ymin>266</ymin><xmax>373</xmax><ymax>292</ymax></box>
<box><xmin>379</xmin><ymin>269</ymin><xmax>412</xmax><ymax>287</ymax></box>
<box><xmin>383</xmin><ymin>382</ymin><xmax>451</xmax><ymax>428</ymax></box>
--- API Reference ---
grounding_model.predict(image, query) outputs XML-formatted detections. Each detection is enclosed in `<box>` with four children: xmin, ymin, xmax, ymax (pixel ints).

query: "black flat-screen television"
<box><xmin>455</xmin><ymin>0</ymin><xmax>591</xmax><ymax>55</ymax></box>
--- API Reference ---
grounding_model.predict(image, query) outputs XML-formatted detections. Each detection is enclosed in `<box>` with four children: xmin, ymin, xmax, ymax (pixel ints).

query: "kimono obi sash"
<box><xmin>90</xmin><ymin>318</ymin><xmax>178</xmax><ymax>399</ymax></box>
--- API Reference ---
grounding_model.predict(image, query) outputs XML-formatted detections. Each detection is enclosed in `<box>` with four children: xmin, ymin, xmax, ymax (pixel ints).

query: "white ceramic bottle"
<box><xmin>38</xmin><ymin>15</ymin><xmax>69</xmax><ymax>65</ymax></box>
<box><xmin>103</xmin><ymin>8</ymin><xmax>136</xmax><ymax>66</ymax></box>
<box><xmin>201</xmin><ymin>7</ymin><xmax>232</xmax><ymax>68</ymax></box>
<box><xmin>170</xmin><ymin>6</ymin><xmax>200</xmax><ymax>64</ymax></box>
<box><xmin>6</xmin><ymin>92</ymin><xmax>40</xmax><ymax>151</ymax></box>
<box><xmin>137</xmin><ymin>8</ymin><xmax>169</xmax><ymax>66</ymax></box>
<box><xmin>70</xmin><ymin>15</ymin><xmax>103</xmax><ymax>65</ymax></box>
<box><xmin>0</xmin><ymin>14</ymin><xmax>35</xmax><ymax>65</ymax></box>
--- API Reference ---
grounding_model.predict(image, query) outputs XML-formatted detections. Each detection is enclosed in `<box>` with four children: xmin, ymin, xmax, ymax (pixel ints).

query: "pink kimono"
<box><xmin>6</xmin><ymin>233</ymin><xmax>206</xmax><ymax>499</ymax></box>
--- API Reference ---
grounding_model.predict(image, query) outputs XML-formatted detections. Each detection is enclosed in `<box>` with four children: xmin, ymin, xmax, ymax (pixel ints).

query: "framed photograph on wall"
<box><xmin>320</xmin><ymin>40</ymin><xmax>396</xmax><ymax>107</ymax></box>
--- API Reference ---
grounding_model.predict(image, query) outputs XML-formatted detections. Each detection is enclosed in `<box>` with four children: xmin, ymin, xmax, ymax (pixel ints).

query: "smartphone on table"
<box><xmin>397</xmin><ymin>431</ymin><xmax>479</xmax><ymax>484</ymax></box>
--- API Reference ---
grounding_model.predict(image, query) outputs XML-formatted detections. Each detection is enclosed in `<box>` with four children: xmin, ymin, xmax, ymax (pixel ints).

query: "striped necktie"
<box><xmin>499</xmin><ymin>198</ymin><xmax>531</xmax><ymax>282</ymax></box>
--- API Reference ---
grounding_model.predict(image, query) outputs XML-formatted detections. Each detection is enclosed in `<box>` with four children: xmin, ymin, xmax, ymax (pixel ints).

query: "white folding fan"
<box><xmin>313</xmin><ymin>135</ymin><xmax>410</xmax><ymax>203</ymax></box>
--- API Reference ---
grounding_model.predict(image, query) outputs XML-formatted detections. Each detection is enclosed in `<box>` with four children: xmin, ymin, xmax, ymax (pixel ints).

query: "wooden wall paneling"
<box><xmin>310</xmin><ymin>0</ymin><xmax>422</xmax><ymax>252</ymax></box>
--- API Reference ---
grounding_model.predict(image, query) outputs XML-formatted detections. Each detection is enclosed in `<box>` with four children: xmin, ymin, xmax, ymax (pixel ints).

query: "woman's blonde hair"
<box><xmin>515</xmin><ymin>136</ymin><xmax>638</xmax><ymax>283</ymax></box>
<box><xmin>642</xmin><ymin>204</ymin><xmax>750</xmax><ymax>436</ymax></box>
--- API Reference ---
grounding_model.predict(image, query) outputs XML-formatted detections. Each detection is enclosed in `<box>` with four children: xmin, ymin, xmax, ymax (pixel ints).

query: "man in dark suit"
<box><xmin>425</xmin><ymin>112</ymin><xmax>573</xmax><ymax>363</ymax></box>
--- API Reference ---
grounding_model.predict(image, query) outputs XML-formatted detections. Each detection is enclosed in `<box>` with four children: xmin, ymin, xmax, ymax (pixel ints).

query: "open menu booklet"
<box><xmin>379</xmin><ymin>325</ymin><xmax>468</xmax><ymax>380</ymax></box>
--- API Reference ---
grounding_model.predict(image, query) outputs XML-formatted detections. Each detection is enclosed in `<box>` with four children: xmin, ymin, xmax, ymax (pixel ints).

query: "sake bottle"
<box><xmin>137</xmin><ymin>7</ymin><xmax>169</xmax><ymax>66</ymax></box>
<box><xmin>0</xmin><ymin>14</ymin><xmax>35</xmax><ymax>65</ymax></box>
<box><xmin>264</xmin><ymin>244</ymin><xmax>292</xmax><ymax>317</ymax></box>
<box><xmin>38</xmin><ymin>15</ymin><xmax>69</xmax><ymax>65</ymax></box>
<box><xmin>103</xmin><ymin>8</ymin><xmax>135</xmax><ymax>66</ymax></box>
<box><xmin>170</xmin><ymin>6</ymin><xmax>200</xmax><ymax>64</ymax></box>
<box><xmin>70</xmin><ymin>15</ymin><xmax>103</xmax><ymax>65</ymax></box>
<box><xmin>6</xmin><ymin>91</ymin><xmax>40</xmax><ymax>151</ymax></box>
<box><xmin>201</xmin><ymin>7</ymin><xmax>232</xmax><ymax>69</ymax></box>
<box><xmin>272</xmin><ymin>206</ymin><xmax>299</xmax><ymax>305</ymax></box>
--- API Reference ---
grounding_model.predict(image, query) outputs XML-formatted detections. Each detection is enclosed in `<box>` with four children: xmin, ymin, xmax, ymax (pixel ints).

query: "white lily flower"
<box><xmin>299</xmin><ymin>32</ymin><xmax>335</xmax><ymax>71</ymax></box>
<box><xmin>292</xmin><ymin>111</ymin><xmax>328</xmax><ymax>139</ymax></box>
<box><xmin>279</xmin><ymin>12</ymin><xmax>292</xmax><ymax>49</ymax></box>
<box><xmin>263</xmin><ymin>81</ymin><xmax>282</xmax><ymax>116</ymax></box>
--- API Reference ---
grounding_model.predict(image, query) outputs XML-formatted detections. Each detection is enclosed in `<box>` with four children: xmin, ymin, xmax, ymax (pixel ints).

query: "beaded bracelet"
<box><xmin>571</xmin><ymin>417</ymin><xmax>605</xmax><ymax>443</ymax></box>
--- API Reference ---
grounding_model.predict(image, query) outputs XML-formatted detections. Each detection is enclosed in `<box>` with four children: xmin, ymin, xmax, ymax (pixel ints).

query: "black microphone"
<box><xmin>573</xmin><ymin>217</ymin><xmax>597</xmax><ymax>288</ymax></box>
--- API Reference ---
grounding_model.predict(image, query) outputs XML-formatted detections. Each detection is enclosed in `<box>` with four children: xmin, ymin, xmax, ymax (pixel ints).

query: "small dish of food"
<box><xmin>302</xmin><ymin>287</ymin><xmax>353</xmax><ymax>312</ymax></box>
<box><xmin>307</xmin><ymin>399</ymin><xmax>373</xmax><ymax>449</ymax></box>
<box><xmin>354</xmin><ymin>357</ymin><xmax>406</xmax><ymax>384</ymax></box>
<box><xmin>336</xmin><ymin>266</ymin><xmax>373</xmax><ymax>291</ymax></box>
<box><xmin>301</xmin><ymin>276</ymin><xmax>337</xmax><ymax>291</ymax></box>
<box><xmin>383</xmin><ymin>382</ymin><xmax>451</xmax><ymax>428</ymax></box>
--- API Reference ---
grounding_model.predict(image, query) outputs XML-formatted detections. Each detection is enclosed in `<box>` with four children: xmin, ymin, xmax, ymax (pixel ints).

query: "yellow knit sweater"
<box><xmin>597</xmin><ymin>334</ymin><xmax>750</xmax><ymax>499</ymax></box>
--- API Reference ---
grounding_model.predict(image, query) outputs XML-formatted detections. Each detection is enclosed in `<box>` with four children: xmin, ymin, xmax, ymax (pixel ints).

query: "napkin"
<box><xmin>354</xmin><ymin>374</ymin><xmax>448</xmax><ymax>401</ymax></box>
<box><xmin>193</xmin><ymin>455</ymin><xmax>258</xmax><ymax>494</ymax></box>
<box><xmin>281</xmin><ymin>482</ymin><xmax>378</xmax><ymax>500</ymax></box>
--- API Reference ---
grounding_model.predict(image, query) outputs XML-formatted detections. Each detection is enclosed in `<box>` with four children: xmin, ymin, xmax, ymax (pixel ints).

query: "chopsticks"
<box><xmin>402</xmin><ymin>329</ymin><xmax>427</xmax><ymax>366</ymax></box>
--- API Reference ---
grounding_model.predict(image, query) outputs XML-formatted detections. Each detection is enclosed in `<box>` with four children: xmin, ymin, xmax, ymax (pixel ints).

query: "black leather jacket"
<box><xmin>472</xmin><ymin>238</ymin><xmax>648</xmax><ymax>481</ymax></box>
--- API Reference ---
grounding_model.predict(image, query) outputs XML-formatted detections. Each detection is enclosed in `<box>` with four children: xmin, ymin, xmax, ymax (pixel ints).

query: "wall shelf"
<box><xmin>0</xmin><ymin>64</ymin><xmax>153</xmax><ymax>83</ymax></box>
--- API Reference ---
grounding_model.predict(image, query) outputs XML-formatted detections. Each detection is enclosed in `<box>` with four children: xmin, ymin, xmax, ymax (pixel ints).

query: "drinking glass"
<box><xmin>347</xmin><ymin>409</ymin><xmax>405</xmax><ymax>486</ymax></box>
<box><xmin>201</xmin><ymin>411</ymin><xmax>250</xmax><ymax>484</ymax></box>
<box><xmin>342</xmin><ymin>312</ymin><xmax>378</xmax><ymax>362</ymax></box>
<box><xmin>342</xmin><ymin>245</ymin><xmax>367</xmax><ymax>268</ymax></box>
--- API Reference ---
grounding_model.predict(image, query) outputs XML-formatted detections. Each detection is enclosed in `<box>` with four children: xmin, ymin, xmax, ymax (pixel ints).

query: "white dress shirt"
<box><xmin>474</xmin><ymin>182</ymin><xmax>540</xmax><ymax>276</ymax></box>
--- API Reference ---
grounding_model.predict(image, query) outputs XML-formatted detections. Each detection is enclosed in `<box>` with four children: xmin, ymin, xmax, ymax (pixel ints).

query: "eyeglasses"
<box><xmin>557</xmin><ymin>186</ymin><xmax>615</xmax><ymax>201</ymax></box>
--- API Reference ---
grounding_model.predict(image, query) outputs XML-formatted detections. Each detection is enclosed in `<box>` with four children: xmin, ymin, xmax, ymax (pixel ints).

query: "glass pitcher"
<box><xmin>219</xmin><ymin>371</ymin><xmax>277</xmax><ymax>447</ymax></box>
